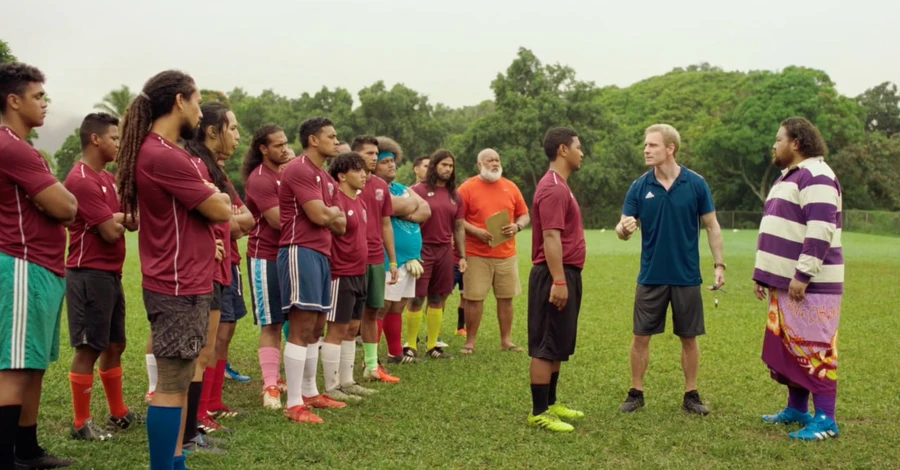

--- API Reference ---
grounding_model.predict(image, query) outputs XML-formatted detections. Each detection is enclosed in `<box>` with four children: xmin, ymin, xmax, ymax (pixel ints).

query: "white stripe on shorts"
<box><xmin>326</xmin><ymin>278</ymin><xmax>340</xmax><ymax>322</ymax></box>
<box><xmin>12</xmin><ymin>258</ymin><xmax>28</xmax><ymax>369</ymax></box>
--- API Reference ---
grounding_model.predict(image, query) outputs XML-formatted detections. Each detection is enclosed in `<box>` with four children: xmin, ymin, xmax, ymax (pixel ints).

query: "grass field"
<box><xmin>34</xmin><ymin>229</ymin><xmax>899</xmax><ymax>469</ymax></box>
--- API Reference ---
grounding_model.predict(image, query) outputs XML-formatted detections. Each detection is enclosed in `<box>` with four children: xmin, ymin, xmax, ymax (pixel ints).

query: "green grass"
<box><xmin>36</xmin><ymin>230</ymin><xmax>900</xmax><ymax>469</ymax></box>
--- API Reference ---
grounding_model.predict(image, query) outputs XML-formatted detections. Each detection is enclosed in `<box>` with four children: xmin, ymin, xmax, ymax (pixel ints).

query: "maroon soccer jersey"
<box><xmin>410</xmin><ymin>183</ymin><xmax>463</xmax><ymax>245</ymax></box>
<box><xmin>278</xmin><ymin>154</ymin><xmax>337</xmax><ymax>257</ymax></box>
<box><xmin>136</xmin><ymin>133</ymin><xmax>217</xmax><ymax>296</ymax></box>
<box><xmin>531</xmin><ymin>170</ymin><xmax>586</xmax><ymax>269</ymax></box>
<box><xmin>359</xmin><ymin>175</ymin><xmax>393</xmax><ymax>264</ymax></box>
<box><xmin>227</xmin><ymin>181</ymin><xmax>244</xmax><ymax>266</ymax></box>
<box><xmin>0</xmin><ymin>126</ymin><xmax>67</xmax><ymax>276</ymax></box>
<box><xmin>245</xmin><ymin>164</ymin><xmax>281</xmax><ymax>261</ymax></box>
<box><xmin>330</xmin><ymin>190</ymin><xmax>367</xmax><ymax>277</ymax></box>
<box><xmin>64</xmin><ymin>162</ymin><xmax>125</xmax><ymax>274</ymax></box>
<box><xmin>213</xmin><ymin>218</ymin><xmax>231</xmax><ymax>286</ymax></box>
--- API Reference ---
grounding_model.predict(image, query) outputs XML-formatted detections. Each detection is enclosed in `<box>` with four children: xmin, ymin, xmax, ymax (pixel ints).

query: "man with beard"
<box><xmin>0</xmin><ymin>62</ymin><xmax>77</xmax><ymax>469</ymax></box>
<box><xmin>526</xmin><ymin>127</ymin><xmax>585</xmax><ymax>433</ymax></box>
<box><xmin>754</xmin><ymin>117</ymin><xmax>843</xmax><ymax>441</ymax></box>
<box><xmin>116</xmin><ymin>70</ymin><xmax>233</xmax><ymax>469</ymax></box>
<box><xmin>407</xmin><ymin>149</ymin><xmax>466</xmax><ymax>359</ymax></box>
<box><xmin>278</xmin><ymin>117</ymin><xmax>347</xmax><ymax>424</ymax></box>
<box><xmin>616</xmin><ymin>124</ymin><xmax>724</xmax><ymax>416</ymax></box>
<box><xmin>457</xmin><ymin>149</ymin><xmax>529</xmax><ymax>355</ymax></box>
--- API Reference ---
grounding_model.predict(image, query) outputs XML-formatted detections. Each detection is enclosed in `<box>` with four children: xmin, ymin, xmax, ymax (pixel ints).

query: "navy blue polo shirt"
<box><xmin>622</xmin><ymin>165</ymin><xmax>715</xmax><ymax>286</ymax></box>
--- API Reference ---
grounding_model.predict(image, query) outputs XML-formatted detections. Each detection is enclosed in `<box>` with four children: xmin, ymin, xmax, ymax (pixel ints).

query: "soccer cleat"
<box><xmin>262</xmin><ymin>385</ymin><xmax>282</xmax><ymax>410</ymax></box>
<box><xmin>284</xmin><ymin>405</ymin><xmax>323</xmax><ymax>424</ymax></box>
<box><xmin>548</xmin><ymin>403</ymin><xmax>584</xmax><ymax>420</ymax></box>
<box><xmin>71</xmin><ymin>418</ymin><xmax>114</xmax><ymax>441</ymax></box>
<box><xmin>199</xmin><ymin>415</ymin><xmax>230</xmax><ymax>434</ymax></box>
<box><xmin>207</xmin><ymin>405</ymin><xmax>241</xmax><ymax>420</ymax></box>
<box><xmin>363</xmin><ymin>365</ymin><xmax>400</xmax><ymax>383</ymax></box>
<box><xmin>144</xmin><ymin>390</ymin><xmax>154</xmax><ymax>404</ymax></box>
<box><xmin>403</xmin><ymin>346</ymin><xmax>418</xmax><ymax>358</ymax></box>
<box><xmin>303</xmin><ymin>394</ymin><xmax>347</xmax><ymax>409</ymax></box>
<box><xmin>183</xmin><ymin>434</ymin><xmax>227</xmax><ymax>456</ymax></box>
<box><xmin>106</xmin><ymin>410</ymin><xmax>143</xmax><ymax>432</ymax></box>
<box><xmin>224</xmin><ymin>363</ymin><xmax>251</xmax><ymax>382</ymax></box>
<box><xmin>789</xmin><ymin>412</ymin><xmax>839</xmax><ymax>440</ymax></box>
<box><xmin>435</xmin><ymin>339</ymin><xmax>449</xmax><ymax>348</ymax></box>
<box><xmin>619</xmin><ymin>389</ymin><xmax>645</xmax><ymax>413</ymax></box>
<box><xmin>762</xmin><ymin>407</ymin><xmax>813</xmax><ymax>425</ymax></box>
<box><xmin>277</xmin><ymin>377</ymin><xmax>287</xmax><ymax>393</ymax></box>
<box><xmin>324</xmin><ymin>388</ymin><xmax>362</xmax><ymax>403</ymax></box>
<box><xmin>341</xmin><ymin>382</ymin><xmax>377</xmax><ymax>396</ymax></box>
<box><xmin>197</xmin><ymin>430</ymin><xmax>227</xmax><ymax>446</ymax></box>
<box><xmin>377</xmin><ymin>364</ymin><xmax>401</xmax><ymax>383</ymax></box>
<box><xmin>425</xmin><ymin>347</ymin><xmax>454</xmax><ymax>359</ymax></box>
<box><xmin>14</xmin><ymin>447</ymin><xmax>74</xmax><ymax>468</ymax></box>
<box><xmin>387</xmin><ymin>353</ymin><xmax>420</xmax><ymax>364</ymax></box>
<box><xmin>527</xmin><ymin>411</ymin><xmax>574</xmax><ymax>432</ymax></box>
<box><xmin>682</xmin><ymin>390</ymin><xmax>710</xmax><ymax>416</ymax></box>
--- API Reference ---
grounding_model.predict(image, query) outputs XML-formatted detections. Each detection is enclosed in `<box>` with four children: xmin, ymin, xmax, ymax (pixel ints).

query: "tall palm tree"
<box><xmin>94</xmin><ymin>85</ymin><xmax>135</xmax><ymax>118</ymax></box>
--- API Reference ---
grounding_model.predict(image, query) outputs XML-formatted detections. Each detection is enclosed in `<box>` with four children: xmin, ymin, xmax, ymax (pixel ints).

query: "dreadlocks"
<box><xmin>424</xmin><ymin>148</ymin><xmax>458</xmax><ymax>202</ymax></box>
<box><xmin>185</xmin><ymin>102</ymin><xmax>232</xmax><ymax>197</ymax></box>
<box><xmin>241</xmin><ymin>123</ymin><xmax>283</xmax><ymax>182</ymax></box>
<box><xmin>116</xmin><ymin>70</ymin><xmax>196</xmax><ymax>220</ymax></box>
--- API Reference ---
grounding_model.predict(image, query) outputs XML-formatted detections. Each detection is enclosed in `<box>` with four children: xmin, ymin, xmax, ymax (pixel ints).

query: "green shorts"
<box><xmin>365</xmin><ymin>263</ymin><xmax>386</xmax><ymax>310</ymax></box>
<box><xmin>0</xmin><ymin>252</ymin><xmax>65</xmax><ymax>370</ymax></box>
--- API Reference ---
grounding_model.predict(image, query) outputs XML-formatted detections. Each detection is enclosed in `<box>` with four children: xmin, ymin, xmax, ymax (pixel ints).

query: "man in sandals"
<box><xmin>457</xmin><ymin>148</ymin><xmax>529</xmax><ymax>355</ymax></box>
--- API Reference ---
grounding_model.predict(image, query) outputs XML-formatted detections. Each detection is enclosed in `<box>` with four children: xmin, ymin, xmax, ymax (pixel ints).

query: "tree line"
<box><xmin>4</xmin><ymin>41</ymin><xmax>898</xmax><ymax>228</ymax></box>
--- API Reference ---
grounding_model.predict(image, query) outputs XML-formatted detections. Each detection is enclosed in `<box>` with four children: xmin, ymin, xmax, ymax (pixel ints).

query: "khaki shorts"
<box><xmin>462</xmin><ymin>255</ymin><xmax>521</xmax><ymax>301</ymax></box>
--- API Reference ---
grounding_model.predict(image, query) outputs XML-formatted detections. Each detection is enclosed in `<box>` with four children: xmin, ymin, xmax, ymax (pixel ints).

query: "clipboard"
<box><xmin>485</xmin><ymin>209</ymin><xmax>511</xmax><ymax>247</ymax></box>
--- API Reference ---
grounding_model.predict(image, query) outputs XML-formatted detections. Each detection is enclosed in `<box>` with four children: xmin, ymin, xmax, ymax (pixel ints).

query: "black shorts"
<box><xmin>527</xmin><ymin>263</ymin><xmax>583</xmax><ymax>362</ymax></box>
<box><xmin>633</xmin><ymin>284</ymin><xmax>705</xmax><ymax>337</ymax></box>
<box><xmin>326</xmin><ymin>275</ymin><xmax>367</xmax><ymax>324</ymax></box>
<box><xmin>220</xmin><ymin>264</ymin><xmax>248</xmax><ymax>323</ymax></box>
<box><xmin>65</xmin><ymin>268</ymin><xmax>126</xmax><ymax>351</ymax></box>
<box><xmin>453</xmin><ymin>262</ymin><xmax>464</xmax><ymax>292</ymax></box>
<box><xmin>143</xmin><ymin>289</ymin><xmax>210</xmax><ymax>360</ymax></box>
<box><xmin>210</xmin><ymin>282</ymin><xmax>224</xmax><ymax>311</ymax></box>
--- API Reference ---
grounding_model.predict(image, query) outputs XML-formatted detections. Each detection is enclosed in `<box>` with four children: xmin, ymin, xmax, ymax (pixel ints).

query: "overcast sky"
<box><xmin>5</xmin><ymin>0</ymin><xmax>898</xmax><ymax>153</ymax></box>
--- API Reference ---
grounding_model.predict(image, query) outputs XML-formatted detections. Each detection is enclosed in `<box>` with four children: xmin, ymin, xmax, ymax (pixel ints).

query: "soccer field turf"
<box><xmin>34</xmin><ymin>230</ymin><xmax>899</xmax><ymax>469</ymax></box>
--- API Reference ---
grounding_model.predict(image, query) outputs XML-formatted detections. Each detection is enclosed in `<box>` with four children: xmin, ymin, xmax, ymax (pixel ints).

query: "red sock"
<box><xmin>69</xmin><ymin>372</ymin><xmax>94</xmax><ymax>428</ymax></box>
<box><xmin>98</xmin><ymin>366</ymin><xmax>129</xmax><ymax>419</ymax></box>
<box><xmin>208</xmin><ymin>360</ymin><xmax>227</xmax><ymax>411</ymax></box>
<box><xmin>376</xmin><ymin>318</ymin><xmax>385</xmax><ymax>345</ymax></box>
<box><xmin>384</xmin><ymin>312</ymin><xmax>403</xmax><ymax>357</ymax></box>
<box><xmin>197</xmin><ymin>366</ymin><xmax>215</xmax><ymax>420</ymax></box>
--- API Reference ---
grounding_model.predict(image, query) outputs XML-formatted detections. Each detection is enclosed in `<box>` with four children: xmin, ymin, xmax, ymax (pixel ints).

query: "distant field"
<box><xmin>35</xmin><ymin>230</ymin><xmax>900</xmax><ymax>469</ymax></box>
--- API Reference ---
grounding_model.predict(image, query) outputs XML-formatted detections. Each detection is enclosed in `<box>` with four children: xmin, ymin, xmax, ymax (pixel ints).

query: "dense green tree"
<box><xmin>857</xmin><ymin>81</ymin><xmax>900</xmax><ymax>137</ymax></box>
<box><xmin>53</xmin><ymin>130</ymin><xmax>81</xmax><ymax>181</ymax></box>
<box><xmin>94</xmin><ymin>85</ymin><xmax>135</xmax><ymax>118</ymax></box>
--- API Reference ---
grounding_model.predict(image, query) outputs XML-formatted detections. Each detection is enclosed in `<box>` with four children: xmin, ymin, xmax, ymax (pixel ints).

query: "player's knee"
<box><xmin>156</xmin><ymin>357</ymin><xmax>194</xmax><ymax>394</ymax></box>
<box><xmin>426</xmin><ymin>294</ymin><xmax>443</xmax><ymax>305</ymax></box>
<box><xmin>410</xmin><ymin>297</ymin><xmax>424</xmax><ymax>309</ymax></box>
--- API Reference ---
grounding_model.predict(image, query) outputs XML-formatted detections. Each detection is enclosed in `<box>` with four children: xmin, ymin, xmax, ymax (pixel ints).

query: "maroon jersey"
<box><xmin>531</xmin><ymin>170</ymin><xmax>586</xmax><ymax>269</ymax></box>
<box><xmin>410</xmin><ymin>183</ymin><xmax>463</xmax><ymax>245</ymax></box>
<box><xmin>278</xmin><ymin>154</ymin><xmax>337</xmax><ymax>257</ymax></box>
<box><xmin>330</xmin><ymin>190</ymin><xmax>367</xmax><ymax>277</ymax></box>
<box><xmin>245</xmin><ymin>164</ymin><xmax>281</xmax><ymax>261</ymax></box>
<box><xmin>359</xmin><ymin>175</ymin><xmax>393</xmax><ymax>264</ymax></box>
<box><xmin>64</xmin><ymin>162</ymin><xmax>125</xmax><ymax>274</ymax></box>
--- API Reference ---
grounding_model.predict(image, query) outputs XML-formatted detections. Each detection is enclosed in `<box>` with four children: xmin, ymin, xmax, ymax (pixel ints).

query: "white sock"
<box><xmin>339</xmin><ymin>340</ymin><xmax>356</xmax><ymax>386</ymax></box>
<box><xmin>145</xmin><ymin>354</ymin><xmax>157</xmax><ymax>393</ymax></box>
<box><xmin>321</xmin><ymin>342</ymin><xmax>342</xmax><ymax>392</ymax></box>
<box><xmin>302</xmin><ymin>341</ymin><xmax>320</xmax><ymax>397</ymax></box>
<box><xmin>283</xmin><ymin>342</ymin><xmax>307</xmax><ymax>408</ymax></box>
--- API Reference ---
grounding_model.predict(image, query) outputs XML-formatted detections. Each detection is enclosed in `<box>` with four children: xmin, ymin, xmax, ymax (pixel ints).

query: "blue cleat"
<box><xmin>789</xmin><ymin>412</ymin><xmax>839</xmax><ymax>441</ymax></box>
<box><xmin>762</xmin><ymin>407</ymin><xmax>813</xmax><ymax>425</ymax></box>
<box><xmin>224</xmin><ymin>363</ymin><xmax>251</xmax><ymax>382</ymax></box>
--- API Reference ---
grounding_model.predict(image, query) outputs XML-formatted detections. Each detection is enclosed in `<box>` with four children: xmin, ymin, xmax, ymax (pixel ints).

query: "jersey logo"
<box><xmin>101</xmin><ymin>186</ymin><xmax>108</xmax><ymax>193</ymax></box>
<box><xmin>348</xmin><ymin>210</ymin><xmax>355</xmax><ymax>216</ymax></box>
<box><xmin>645</xmin><ymin>191</ymin><xmax>655</xmax><ymax>199</ymax></box>
<box><xmin>327</xmin><ymin>183</ymin><xmax>335</xmax><ymax>195</ymax></box>
<box><xmin>316</xmin><ymin>175</ymin><xmax>321</xmax><ymax>184</ymax></box>
<box><xmin>276</xmin><ymin>180</ymin><xmax>281</xmax><ymax>186</ymax></box>
<box><xmin>427</xmin><ymin>192</ymin><xmax>434</xmax><ymax>197</ymax></box>
<box><xmin>375</xmin><ymin>189</ymin><xmax>384</xmax><ymax>201</ymax></box>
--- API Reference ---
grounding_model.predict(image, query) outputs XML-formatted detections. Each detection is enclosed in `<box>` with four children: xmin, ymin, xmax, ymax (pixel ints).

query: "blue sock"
<box><xmin>147</xmin><ymin>405</ymin><xmax>182</xmax><ymax>470</ymax></box>
<box><xmin>174</xmin><ymin>454</ymin><xmax>187</xmax><ymax>470</ymax></box>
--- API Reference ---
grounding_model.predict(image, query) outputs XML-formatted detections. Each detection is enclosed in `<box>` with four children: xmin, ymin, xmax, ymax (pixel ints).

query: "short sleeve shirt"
<box><xmin>359</xmin><ymin>175</ymin><xmax>394</xmax><ymax>264</ymax></box>
<box><xmin>410</xmin><ymin>184</ymin><xmax>463</xmax><ymax>245</ymax></box>
<box><xmin>64</xmin><ymin>162</ymin><xmax>125</xmax><ymax>274</ymax></box>
<box><xmin>457</xmin><ymin>176</ymin><xmax>528</xmax><ymax>259</ymax></box>
<box><xmin>245</xmin><ymin>164</ymin><xmax>281</xmax><ymax>261</ymax></box>
<box><xmin>331</xmin><ymin>191</ymin><xmax>368</xmax><ymax>277</ymax></box>
<box><xmin>531</xmin><ymin>170</ymin><xmax>586</xmax><ymax>268</ymax></box>
<box><xmin>278</xmin><ymin>154</ymin><xmax>337</xmax><ymax>257</ymax></box>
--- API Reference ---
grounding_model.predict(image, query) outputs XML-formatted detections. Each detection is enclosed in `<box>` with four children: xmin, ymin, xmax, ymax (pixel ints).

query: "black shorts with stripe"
<box><xmin>327</xmin><ymin>275</ymin><xmax>367</xmax><ymax>324</ymax></box>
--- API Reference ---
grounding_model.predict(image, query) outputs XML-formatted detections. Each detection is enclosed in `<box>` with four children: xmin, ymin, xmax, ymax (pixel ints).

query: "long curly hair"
<box><xmin>185</xmin><ymin>102</ymin><xmax>232</xmax><ymax>197</ymax></box>
<box><xmin>424</xmin><ymin>148</ymin><xmax>457</xmax><ymax>202</ymax></box>
<box><xmin>241</xmin><ymin>123</ymin><xmax>283</xmax><ymax>182</ymax></box>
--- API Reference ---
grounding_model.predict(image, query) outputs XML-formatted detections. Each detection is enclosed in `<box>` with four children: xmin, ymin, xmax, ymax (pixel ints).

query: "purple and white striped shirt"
<box><xmin>753</xmin><ymin>157</ymin><xmax>843</xmax><ymax>294</ymax></box>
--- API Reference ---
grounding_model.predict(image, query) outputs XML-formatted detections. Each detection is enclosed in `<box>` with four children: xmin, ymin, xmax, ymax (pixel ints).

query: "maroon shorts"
<box><xmin>415</xmin><ymin>243</ymin><xmax>454</xmax><ymax>297</ymax></box>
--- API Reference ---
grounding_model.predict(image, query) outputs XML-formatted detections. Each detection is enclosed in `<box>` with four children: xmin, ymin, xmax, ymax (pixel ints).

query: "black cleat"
<box><xmin>619</xmin><ymin>388</ymin><xmax>645</xmax><ymax>413</ymax></box>
<box><xmin>682</xmin><ymin>390</ymin><xmax>710</xmax><ymax>415</ymax></box>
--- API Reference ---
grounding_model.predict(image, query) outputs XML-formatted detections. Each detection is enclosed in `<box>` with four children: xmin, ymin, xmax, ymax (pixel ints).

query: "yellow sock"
<box><xmin>405</xmin><ymin>309</ymin><xmax>423</xmax><ymax>351</ymax></box>
<box><xmin>425</xmin><ymin>306</ymin><xmax>443</xmax><ymax>350</ymax></box>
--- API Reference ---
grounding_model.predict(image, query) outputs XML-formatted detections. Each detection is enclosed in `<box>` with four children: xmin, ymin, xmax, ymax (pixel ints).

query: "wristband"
<box><xmin>552</xmin><ymin>281</ymin><xmax>566</xmax><ymax>286</ymax></box>
<box><xmin>389</xmin><ymin>262</ymin><xmax>398</xmax><ymax>267</ymax></box>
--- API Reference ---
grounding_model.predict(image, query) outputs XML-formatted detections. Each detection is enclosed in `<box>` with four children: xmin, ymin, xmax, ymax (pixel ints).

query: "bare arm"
<box><xmin>382</xmin><ymin>217</ymin><xmax>396</xmax><ymax>264</ymax></box>
<box><xmin>195</xmin><ymin>192</ymin><xmax>233</xmax><ymax>223</ymax></box>
<box><xmin>615</xmin><ymin>214</ymin><xmax>637</xmax><ymax>241</ymax></box>
<box><xmin>390</xmin><ymin>193</ymin><xmax>419</xmax><ymax>217</ymax></box>
<box><xmin>454</xmin><ymin>219</ymin><xmax>466</xmax><ymax>259</ymax></box>
<box><xmin>32</xmin><ymin>183</ymin><xmax>78</xmax><ymax>225</ymax></box>
<box><xmin>262</xmin><ymin>206</ymin><xmax>280</xmax><ymax>230</ymax></box>
<box><xmin>515</xmin><ymin>213</ymin><xmax>531</xmax><ymax>229</ymax></box>
<box><xmin>543</xmin><ymin>229</ymin><xmax>565</xmax><ymax>282</ymax></box>
<box><xmin>702</xmin><ymin>211</ymin><xmax>725</xmax><ymax>286</ymax></box>
<box><xmin>406</xmin><ymin>192</ymin><xmax>431</xmax><ymax>223</ymax></box>
<box><xmin>301</xmin><ymin>199</ymin><xmax>343</xmax><ymax>227</ymax></box>
<box><xmin>463</xmin><ymin>220</ymin><xmax>481</xmax><ymax>236</ymax></box>
<box><xmin>235</xmin><ymin>205</ymin><xmax>255</xmax><ymax>233</ymax></box>
<box><xmin>95</xmin><ymin>214</ymin><xmax>126</xmax><ymax>244</ymax></box>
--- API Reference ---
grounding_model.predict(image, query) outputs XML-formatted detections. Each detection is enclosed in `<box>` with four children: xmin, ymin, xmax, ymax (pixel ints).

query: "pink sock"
<box><xmin>258</xmin><ymin>347</ymin><xmax>280</xmax><ymax>389</ymax></box>
<box><xmin>385</xmin><ymin>312</ymin><xmax>403</xmax><ymax>357</ymax></box>
<box><xmin>376</xmin><ymin>318</ymin><xmax>385</xmax><ymax>345</ymax></box>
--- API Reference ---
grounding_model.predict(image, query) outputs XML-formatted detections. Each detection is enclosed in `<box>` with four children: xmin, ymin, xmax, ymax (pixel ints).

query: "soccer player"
<box><xmin>351</xmin><ymin>135</ymin><xmax>400</xmax><ymax>383</ymax></box>
<box><xmin>616</xmin><ymin>124</ymin><xmax>724</xmax><ymax>416</ymax></box>
<box><xmin>412</xmin><ymin>154</ymin><xmax>429</xmax><ymax>185</ymax></box>
<box><xmin>278</xmin><ymin>117</ymin><xmax>347</xmax><ymax>424</ymax></box>
<box><xmin>458</xmin><ymin>148</ymin><xmax>530</xmax><ymax>354</ymax></box>
<box><xmin>754</xmin><ymin>117</ymin><xmax>843</xmax><ymax>440</ymax></box>
<box><xmin>526</xmin><ymin>127</ymin><xmax>586</xmax><ymax>433</ymax></box>
<box><xmin>336</xmin><ymin>141</ymin><xmax>352</xmax><ymax>154</ymax></box>
<box><xmin>116</xmin><ymin>70</ymin><xmax>233</xmax><ymax>470</ymax></box>
<box><xmin>242</xmin><ymin>124</ymin><xmax>290</xmax><ymax>409</ymax></box>
<box><xmin>0</xmin><ymin>62</ymin><xmax>77</xmax><ymax>469</ymax></box>
<box><xmin>183</xmin><ymin>102</ymin><xmax>246</xmax><ymax>452</ymax></box>
<box><xmin>321</xmin><ymin>152</ymin><xmax>374</xmax><ymax>400</ymax></box>
<box><xmin>407</xmin><ymin>149</ymin><xmax>466</xmax><ymax>359</ymax></box>
<box><xmin>64</xmin><ymin>113</ymin><xmax>141</xmax><ymax>443</ymax></box>
<box><xmin>373</xmin><ymin>138</ymin><xmax>431</xmax><ymax>368</ymax></box>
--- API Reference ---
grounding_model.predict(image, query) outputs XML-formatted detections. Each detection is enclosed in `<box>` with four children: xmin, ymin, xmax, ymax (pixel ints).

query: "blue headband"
<box><xmin>377</xmin><ymin>151</ymin><xmax>395</xmax><ymax>161</ymax></box>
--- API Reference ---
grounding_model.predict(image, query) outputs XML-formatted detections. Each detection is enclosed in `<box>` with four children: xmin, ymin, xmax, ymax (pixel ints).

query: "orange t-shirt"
<box><xmin>457</xmin><ymin>176</ymin><xmax>528</xmax><ymax>259</ymax></box>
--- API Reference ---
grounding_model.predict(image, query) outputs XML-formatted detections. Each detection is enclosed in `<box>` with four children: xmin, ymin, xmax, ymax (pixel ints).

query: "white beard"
<box><xmin>480</xmin><ymin>166</ymin><xmax>502</xmax><ymax>183</ymax></box>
